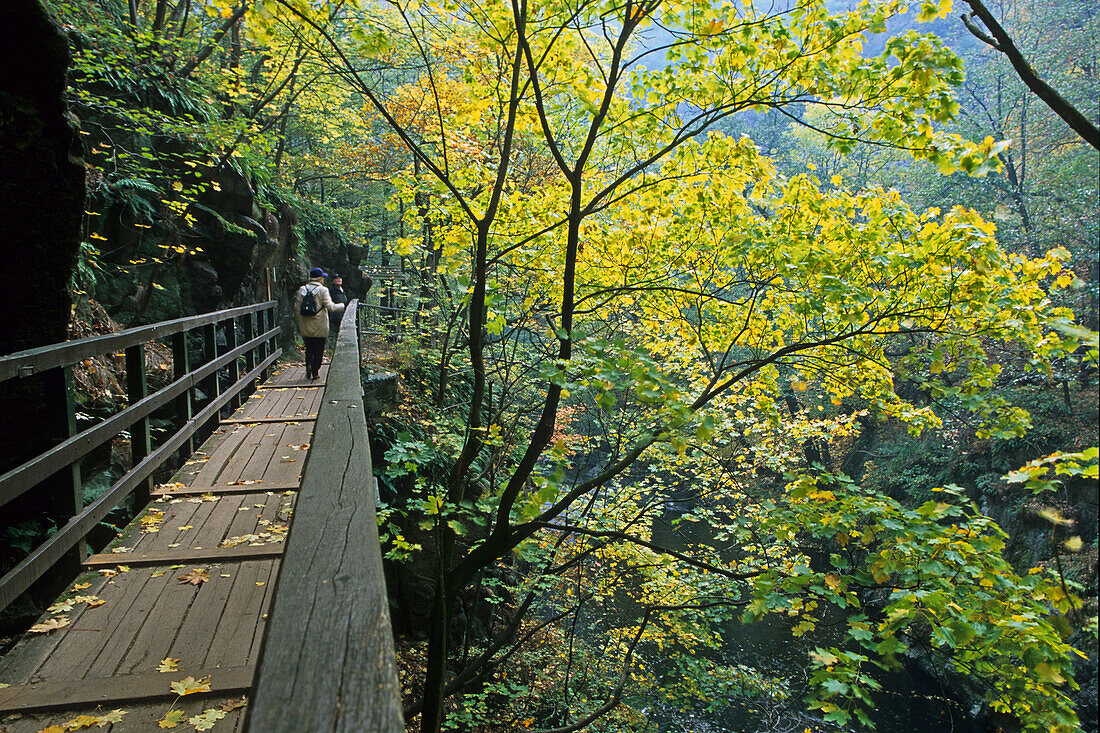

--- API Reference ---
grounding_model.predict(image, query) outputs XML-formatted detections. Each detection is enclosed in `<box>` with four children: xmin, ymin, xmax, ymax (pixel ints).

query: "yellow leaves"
<box><xmin>157</xmin><ymin>658</ymin><xmax>181</xmax><ymax>673</ymax></box>
<box><xmin>170</xmin><ymin>675</ymin><xmax>212</xmax><ymax>697</ymax></box>
<box><xmin>177</xmin><ymin>568</ymin><xmax>210</xmax><ymax>586</ymax></box>
<box><xmin>37</xmin><ymin>710</ymin><xmax>127</xmax><ymax>732</ymax></box>
<box><xmin>1062</xmin><ymin>536</ymin><xmax>1083</xmax><ymax>552</ymax></box>
<box><xmin>158</xmin><ymin>710</ymin><xmax>187</xmax><ymax>729</ymax></box>
<box><xmin>189</xmin><ymin>709</ymin><xmax>226</xmax><ymax>731</ymax></box>
<box><xmin>1036</xmin><ymin>507</ymin><xmax>1075</xmax><ymax>527</ymax></box>
<box><xmin>29</xmin><ymin>616</ymin><xmax>70</xmax><ymax>634</ymax></box>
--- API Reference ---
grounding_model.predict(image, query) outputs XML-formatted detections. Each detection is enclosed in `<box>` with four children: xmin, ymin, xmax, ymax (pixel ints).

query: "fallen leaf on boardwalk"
<box><xmin>255</xmin><ymin>581</ymin><xmax>266</xmax><ymax>586</ymax></box>
<box><xmin>189</xmin><ymin>708</ymin><xmax>226</xmax><ymax>731</ymax></box>
<box><xmin>220</xmin><ymin>697</ymin><xmax>248</xmax><ymax>712</ymax></box>
<box><xmin>111</xmin><ymin>547</ymin><xmax>132</xmax><ymax>553</ymax></box>
<box><xmin>253</xmin><ymin>503</ymin><xmax>266</xmax><ymax>508</ymax></box>
<box><xmin>117</xmin><ymin>565</ymin><xmax>131</xmax><ymax>572</ymax></box>
<box><xmin>220</xmin><ymin>573</ymin><xmax>232</xmax><ymax>578</ymax></box>
<box><xmin>142</xmin><ymin>511</ymin><xmax>166</xmax><ymax>530</ymax></box>
<box><xmin>29</xmin><ymin>616</ymin><xmax>70</xmax><ymax>634</ymax></box>
<box><xmin>170</xmin><ymin>675</ymin><xmax>211</xmax><ymax>696</ymax></box>
<box><xmin>158</xmin><ymin>709</ymin><xmax>187</xmax><ymax>728</ymax></box>
<box><xmin>288</xmin><ymin>444</ymin><xmax>309</xmax><ymax>450</ymax></box>
<box><xmin>64</xmin><ymin>716</ymin><xmax>101</xmax><ymax>730</ymax></box>
<box><xmin>228</xmin><ymin>479</ymin><xmax>261</xmax><ymax>486</ymax></box>
<box><xmin>157</xmin><ymin>658</ymin><xmax>180</xmax><ymax>673</ymax></box>
<box><xmin>151</xmin><ymin>568</ymin><xmax>167</xmax><ymax>578</ymax></box>
<box><xmin>48</xmin><ymin>599</ymin><xmax>74</xmax><ymax>613</ymax></box>
<box><xmin>237</xmin><ymin>507</ymin><xmax>251</xmax><ymax>512</ymax></box>
<box><xmin>98</xmin><ymin>568</ymin><xmax>118</xmax><ymax>577</ymax></box>
<box><xmin>280</xmin><ymin>457</ymin><xmax>296</xmax><ymax>462</ymax></box>
<box><xmin>97</xmin><ymin>709</ymin><xmax>127</xmax><ymax>724</ymax></box>
<box><xmin>72</xmin><ymin>595</ymin><xmax>105</xmax><ymax>608</ymax></box>
<box><xmin>0</xmin><ymin>682</ymin><xmax>8</xmax><ymax>688</ymax></box>
<box><xmin>39</xmin><ymin>725</ymin><xmax>66</xmax><ymax>732</ymax></box>
<box><xmin>73</xmin><ymin>582</ymin><xmax>91</xmax><ymax>590</ymax></box>
<box><xmin>177</xmin><ymin>569</ymin><xmax>209</xmax><ymax>586</ymax></box>
<box><xmin>168</xmin><ymin>543</ymin><xmax>181</xmax><ymax>548</ymax></box>
<box><xmin>177</xmin><ymin>525</ymin><xmax>194</xmax><ymax>531</ymax></box>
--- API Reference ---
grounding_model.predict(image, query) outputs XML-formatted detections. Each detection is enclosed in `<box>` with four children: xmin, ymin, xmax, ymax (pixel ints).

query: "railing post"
<box><xmin>125</xmin><ymin>344</ymin><xmax>151</xmax><ymax>506</ymax></box>
<box><xmin>260</xmin><ymin>305</ymin><xmax>273</xmax><ymax>381</ymax></box>
<box><xmin>226</xmin><ymin>316</ymin><xmax>240</xmax><ymax>411</ymax></box>
<box><xmin>43</xmin><ymin>366</ymin><xmax>83</xmax><ymax>579</ymax></box>
<box><xmin>242</xmin><ymin>312</ymin><xmax>256</xmax><ymax>375</ymax></box>
<box><xmin>171</xmin><ymin>331</ymin><xmax>193</xmax><ymax>460</ymax></box>
<box><xmin>201</xmin><ymin>323</ymin><xmax>219</xmax><ymax>433</ymax></box>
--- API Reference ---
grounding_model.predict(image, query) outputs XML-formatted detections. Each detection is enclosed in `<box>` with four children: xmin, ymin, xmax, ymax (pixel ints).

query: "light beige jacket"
<box><xmin>294</xmin><ymin>278</ymin><xmax>345</xmax><ymax>338</ymax></box>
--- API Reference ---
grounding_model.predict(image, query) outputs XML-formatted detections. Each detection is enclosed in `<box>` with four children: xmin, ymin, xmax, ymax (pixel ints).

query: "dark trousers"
<box><xmin>304</xmin><ymin>336</ymin><xmax>326</xmax><ymax>376</ymax></box>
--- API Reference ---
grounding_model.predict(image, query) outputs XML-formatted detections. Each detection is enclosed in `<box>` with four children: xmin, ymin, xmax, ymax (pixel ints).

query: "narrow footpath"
<box><xmin>0</xmin><ymin>362</ymin><xmax>326</xmax><ymax>732</ymax></box>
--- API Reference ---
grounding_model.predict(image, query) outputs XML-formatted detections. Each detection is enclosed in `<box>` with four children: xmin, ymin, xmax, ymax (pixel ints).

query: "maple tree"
<box><xmin>249</xmin><ymin>0</ymin><xmax>1100</xmax><ymax>730</ymax></box>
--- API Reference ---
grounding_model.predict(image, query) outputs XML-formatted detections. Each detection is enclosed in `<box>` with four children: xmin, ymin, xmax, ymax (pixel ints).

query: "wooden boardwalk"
<box><xmin>0</xmin><ymin>362</ymin><xmax>328</xmax><ymax>732</ymax></box>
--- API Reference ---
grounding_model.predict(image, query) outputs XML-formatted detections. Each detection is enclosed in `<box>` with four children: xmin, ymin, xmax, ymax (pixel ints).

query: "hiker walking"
<box><xmin>327</xmin><ymin>273</ymin><xmax>349</xmax><ymax>349</ymax></box>
<box><xmin>295</xmin><ymin>267</ymin><xmax>344</xmax><ymax>380</ymax></box>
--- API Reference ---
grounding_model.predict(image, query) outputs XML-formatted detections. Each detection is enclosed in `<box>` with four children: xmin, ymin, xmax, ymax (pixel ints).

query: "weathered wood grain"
<box><xmin>0</xmin><ymin>665</ymin><xmax>254</xmax><ymax>713</ymax></box>
<box><xmin>246</xmin><ymin>301</ymin><xmax>404</xmax><ymax>733</ymax></box>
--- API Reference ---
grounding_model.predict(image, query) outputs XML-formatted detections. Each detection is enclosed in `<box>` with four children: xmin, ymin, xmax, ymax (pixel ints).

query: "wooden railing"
<box><xmin>247</xmin><ymin>300</ymin><xmax>404</xmax><ymax>731</ymax></box>
<box><xmin>0</xmin><ymin>302</ymin><xmax>281</xmax><ymax>611</ymax></box>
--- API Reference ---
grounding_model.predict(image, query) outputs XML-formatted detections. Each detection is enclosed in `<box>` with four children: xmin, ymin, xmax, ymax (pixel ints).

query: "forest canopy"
<box><xmin>34</xmin><ymin>0</ymin><xmax>1100</xmax><ymax>730</ymax></box>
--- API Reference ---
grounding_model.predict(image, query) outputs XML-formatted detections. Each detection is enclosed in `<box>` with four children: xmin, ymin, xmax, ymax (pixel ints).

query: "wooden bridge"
<box><xmin>0</xmin><ymin>302</ymin><xmax>404</xmax><ymax>732</ymax></box>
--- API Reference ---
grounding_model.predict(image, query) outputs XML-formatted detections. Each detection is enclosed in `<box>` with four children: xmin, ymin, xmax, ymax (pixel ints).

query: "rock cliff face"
<box><xmin>0</xmin><ymin>0</ymin><xmax>86</xmax><ymax>479</ymax></box>
<box><xmin>0</xmin><ymin>0</ymin><xmax>84</xmax><ymax>354</ymax></box>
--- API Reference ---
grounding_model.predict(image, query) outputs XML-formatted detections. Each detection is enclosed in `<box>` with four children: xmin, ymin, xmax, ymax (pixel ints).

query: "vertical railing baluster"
<box><xmin>44</xmin><ymin>365</ymin><xmax>83</xmax><ymax>579</ymax></box>
<box><xmin>172</xmin><ymin>330</ymin><xmax>193</xmax><ymax>460</ymax></box>
<box><xmin>226</xmin><ymin>316</ymin><xmax>240</xmax><ymax>411</ymax></box>
<box><xmin>202</xmin><ymin>322</ymin><xmax>219</xmax><ymax>435</ymax></box>
<box><xmin>242</xmin><ymin>311</ymin><xmax>256</xmax><ymax>375</ymax></box>
<box><xmin>125</xmin><ymin>344</ymin><xmax>151</xmax><ymax>506</ymax></box>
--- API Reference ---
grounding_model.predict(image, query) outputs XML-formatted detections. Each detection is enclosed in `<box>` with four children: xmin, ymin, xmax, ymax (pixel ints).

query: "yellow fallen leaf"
<box><xmin>178</xmin><ymin>569</ymin><xmax>210</xmax><ymax>586</ymax></box>
<box><xmin>170</xmin><ymin>675</ymin><xmax>212</xmax><ymax>696</ymax></box>
<box><xmin>29</xmin><ymin>616</ymin><xmax>70</xmax><ymax>634</ymax></box>
<box><xmin>158</xmin><ymin>709</ymin><xmax>187</xmax><ymax>728</ymax></box>
<box><xmin>190</xmin><ymin>708</ymin><xmax>226</xmax><ymax>731</ymax></box>
<box><xmin>73</xmin><ymin>582</ymin><xmax>91</xmax><ymax>590</ymax></box>
<box><xmin>178</xmin><ymin>526</ymin><xmax>194</xmax><ymax>531</ymax></box>
<box><xmin>157</xmin><ymin>657</ymin><xmax>181</xmax><ymax>673</ymax></box>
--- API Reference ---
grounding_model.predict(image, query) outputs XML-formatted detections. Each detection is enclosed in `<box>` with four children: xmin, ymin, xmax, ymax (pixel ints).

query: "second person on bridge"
<box><xmin>295</xmin><ymin>267</ymin><xmax>345</xmax><ymax>381</ymax></box>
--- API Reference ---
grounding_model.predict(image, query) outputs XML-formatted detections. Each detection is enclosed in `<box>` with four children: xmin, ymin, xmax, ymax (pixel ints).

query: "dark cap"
<box><xmin>309</xmin><ymin>267</ymin><xmax>327</xmax><ymax>278</ymax></box>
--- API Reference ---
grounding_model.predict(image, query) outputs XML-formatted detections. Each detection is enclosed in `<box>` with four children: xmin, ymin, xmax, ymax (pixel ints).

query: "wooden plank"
<box><xmin>205</xmin><ymin>561</ymin><xmax>279</xmax><ymax>669</ymax></box>
<box><xmin>224</xmin><ymin>425</ymin><xmax>289</xmax><ymax>486</ymax></box>
<box><xmin>0</xmin><ymin>695</ymin><xmax>250</xmax><ymax>733</ymax></box>
<box><xmin>255</xmin><ymin>382</ymin><xmax>325</xmax><ymax>389</ymax></box>
<box><xmin>0</xmin><ymin>572</ymin><xmax>113</xmax><ymax>685</ymax></box>
<box><xmin>0</xmin><ymin>351</ymin><xmax>281</xmax><ymax>612</ymax></box>
<box><xmin>153</xmin><ymin>483</ymin><xmax>299</xmax><ymax>497</ymax></box>
<box><xmin>84</xmin><ymin>545</ymin><xmax>284</xmax><ymax>568</ymax></box>
<box><xmin>246</xmin><ymin>301</ymin><xmax>404</xmax><ymax>732</ymax></box>
<box><xmin>0</xmin><ymin>300</ymin><xmax>275</xmax><ymax>382</ymax></box>
<box><xmin>0</xmin><ymin>666</ymin><xmax>255</xmax><ymax>714</ymax></box>
<box><xmin>220</xmin><ymin>416</ymin><xmax>317</xmax><ymax>425</ymax></box>
<box><xmin>36</xmin><ymin>568</ymin><xmax>171</xmax><ymax>681</ymax></box>
<box><xmin>171</xmin><ymin>563</ymin><xmax>259</xmax><ymax>668</ymax></box>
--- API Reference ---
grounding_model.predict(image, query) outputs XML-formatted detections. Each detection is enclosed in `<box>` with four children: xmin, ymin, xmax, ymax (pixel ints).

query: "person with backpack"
<box><xmin>295</xmin><ymin>267</ymin><xmax>345</xmax><ymax>380</ymax></box>
<box><xmin>327</xmin><ymin>273</ymin><xmax>349</xmax><ymax>350</ymax></box>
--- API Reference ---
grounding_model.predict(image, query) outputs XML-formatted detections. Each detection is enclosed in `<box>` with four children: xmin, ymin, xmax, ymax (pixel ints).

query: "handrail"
<box><xmin>0</xmin><ymin>327</ymin><xmax>279</xmax><ymax>508</ymax></box>
<box><xmin>0</xmin><ymin>350</ymin><xmax>279</xmax><ymax>610</ymax></box>
<box><xmin>246</xmin><ymin>300</ymin><xmax>404</xmax><ymax>731</ymax></box>
<box><xmin>0</xmin><ymin>301</ymin><xmax>281</xmax><ymax>612</ymax></box>
<box><xmin>0</xmin><ymin>301</ymin><xmax>275</xmax><ymax>382</ymax></box>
